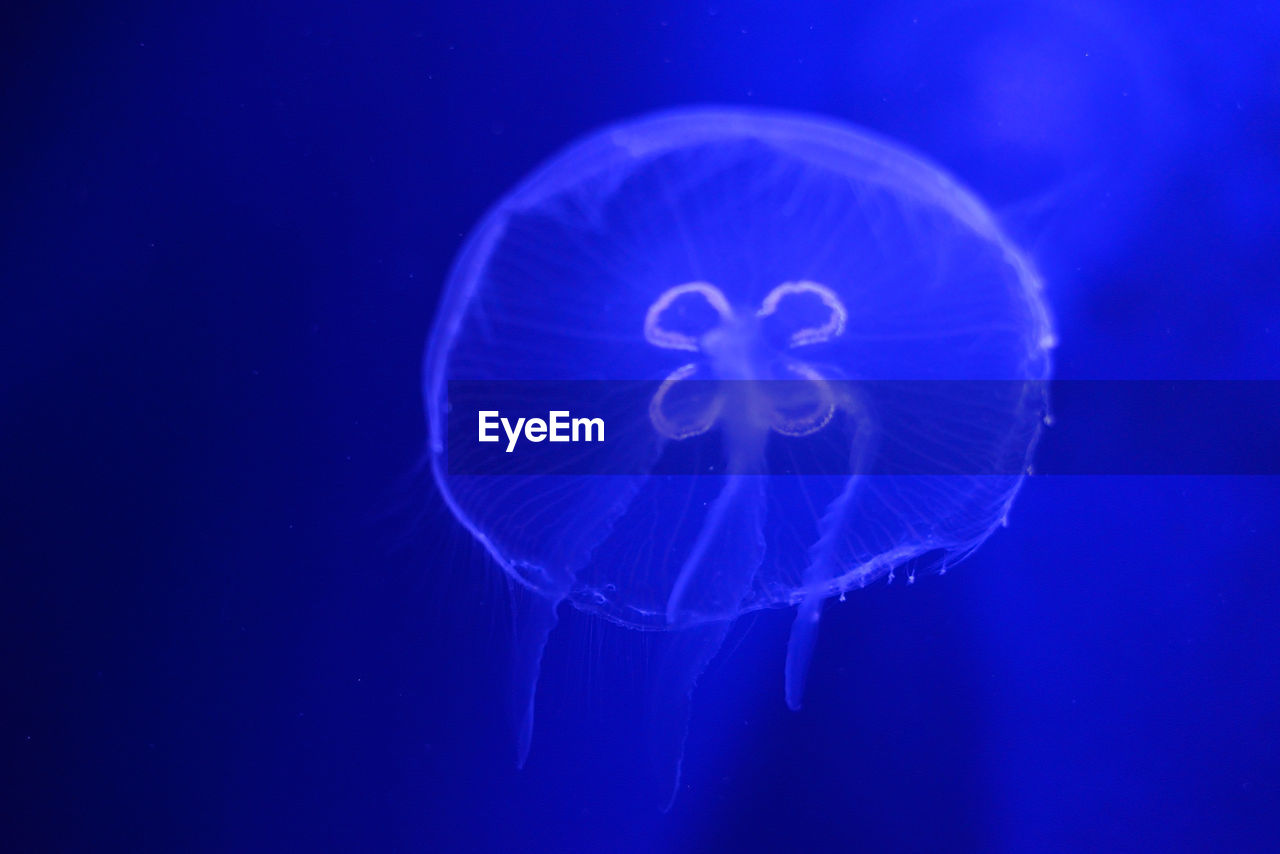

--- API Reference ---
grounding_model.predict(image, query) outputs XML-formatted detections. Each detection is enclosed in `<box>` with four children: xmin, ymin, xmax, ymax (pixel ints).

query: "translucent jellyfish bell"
<box><xmin>424</xmin><ymin>107</ymin><xmax>1053</xmax><ymax>805</ymax></box>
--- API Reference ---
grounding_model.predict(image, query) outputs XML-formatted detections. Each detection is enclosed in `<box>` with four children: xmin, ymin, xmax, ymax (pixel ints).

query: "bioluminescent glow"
<box><xmin>424</xmin><ymin>107</ymin><xmax>1053</xmax><ymax>806</ymax></box>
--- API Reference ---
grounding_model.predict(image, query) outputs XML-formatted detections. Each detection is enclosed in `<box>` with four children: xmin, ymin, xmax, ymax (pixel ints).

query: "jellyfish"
<box><xmin>424</xmin><ymin>107</ymin><xmax>1053</xmax><ymax>805</ymax></box>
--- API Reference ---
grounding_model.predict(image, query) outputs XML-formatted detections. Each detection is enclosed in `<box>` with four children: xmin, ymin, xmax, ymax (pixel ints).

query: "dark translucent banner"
<box><xmin>441</xmin><ymin>380</ymin><xmax>1280</xmax><ymax>476</ymax></box>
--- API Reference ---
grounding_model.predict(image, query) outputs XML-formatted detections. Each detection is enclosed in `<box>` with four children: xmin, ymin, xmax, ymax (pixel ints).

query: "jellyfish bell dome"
<box><xmin>424</xmin><ymin>106</ymin><xmax>1053</xmax><ymax>800</ymax></box>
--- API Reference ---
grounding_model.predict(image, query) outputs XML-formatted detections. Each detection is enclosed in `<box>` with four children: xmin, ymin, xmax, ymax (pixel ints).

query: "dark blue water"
<box><xmin>5</xmin><ymin>1</ymin><xmax>1278</xmax><ymax>851</ymax></box>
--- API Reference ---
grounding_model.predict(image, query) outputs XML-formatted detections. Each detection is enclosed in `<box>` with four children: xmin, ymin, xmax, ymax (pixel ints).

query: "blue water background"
<box><xmin>4</xmin><ymin>1</ymin><xmax>1278</xmax><ymax>850</ymax></box>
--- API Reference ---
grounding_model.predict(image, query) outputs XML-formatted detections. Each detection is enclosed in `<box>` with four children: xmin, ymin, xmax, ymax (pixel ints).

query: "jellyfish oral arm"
<box><xmin>786</xmin><ymin>399</ymin><xmax>876</xmax><ymax>710</ymax></box>
<box><xmin>664</xmin><ymin>417</ymin><xmax>769</xmax><ymax>625</ymax></box>
<box><xmin>509</xmin><ymin>585</ymin><xmax>561</xmax><ymax>770</ymax></box>
<box><xmin>652</xmin><ymin>419</ymin><xmax>769</xmax><ymax>810</ymax></box>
